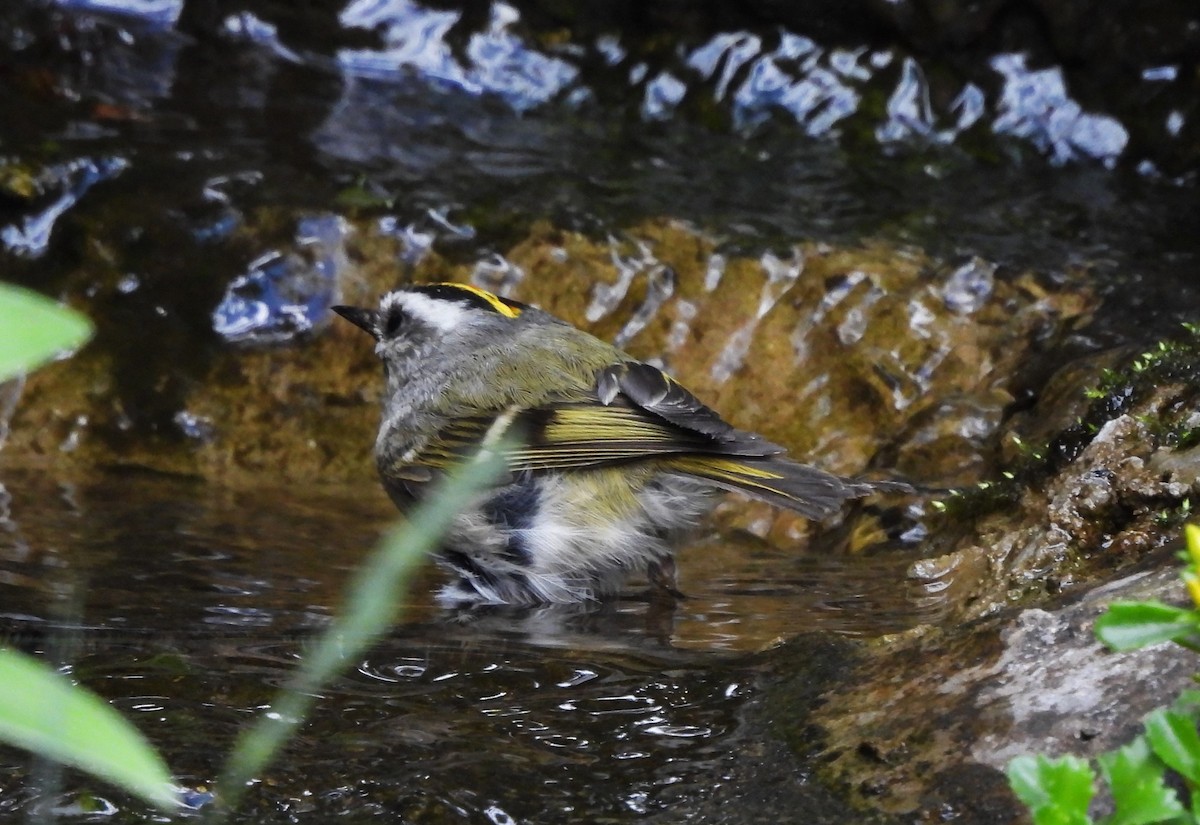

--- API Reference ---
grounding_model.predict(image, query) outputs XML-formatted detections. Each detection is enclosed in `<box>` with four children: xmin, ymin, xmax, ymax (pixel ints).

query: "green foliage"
<box><xmin>1007</xmin><ymin>754</ymin><xmax>1095</xmax><ymax>825</ymax></box>
<box><xmin>0</xmin><ymin>650</ymin><xmax>178</xmax><ymax>812</ymax></box>
<box><xmin>0</xmin><ymin>282</ymin><xmax>92</xmax><ymax>381</ymax></box>
<box><xmin>1098</xmin><ymin>737</ymin><xmax>1186</xmax><ymax>825</ymax></box>
<box><xmin>1143</xmin><ymin>710</ymin><xmax>1200</xmax><ymax>786</ymax></box>
<box><xmin>0</xmin><ymin>288</ymin><xmax>175</xmax><ymax>804</ymax></box>
<box><xmin>1008</xmin><ymin>523</ymin><xmax>1200</xmax><ymax>824</ymax></box>
<box><xmin>1</xmin><ymin>447</ymin><xmax>503</xmax><ymax>816</ymax></box>
<box><xmin>1096</xmin><ymin>602</ymin><xmax>1200</xmax><ymax>653</ymax></box>
<box><xmin>0</xmin><ymin>448</ymin><xmax>504</xmax><ymax>818</ymax></box>
<box><xmin>1007</xmin><ymin>729</ymin><xmax>1199</xmax><ymax>825</ymax></box>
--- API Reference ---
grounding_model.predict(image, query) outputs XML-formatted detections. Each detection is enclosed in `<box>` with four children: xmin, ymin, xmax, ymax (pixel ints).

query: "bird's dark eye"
<box><xmin>383</xmin><ymin>308</ymin><xmax>405</xmax><ymax>338</ymax></box>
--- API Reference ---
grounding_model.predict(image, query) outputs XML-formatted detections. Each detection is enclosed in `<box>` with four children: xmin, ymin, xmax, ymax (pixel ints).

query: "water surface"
<box><xmin>0</xmin><ymin>469</ymin><xmax>929</xmax><ymax>821</ymax></box>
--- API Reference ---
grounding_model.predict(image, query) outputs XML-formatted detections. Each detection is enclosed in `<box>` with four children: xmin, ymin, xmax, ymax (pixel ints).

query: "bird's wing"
<box><xmin>595</xmin><ymin>362</ymin><xmax>784</xmax><ymax>452</ymax></box>
<box><xmin>405</xmin><ymin>361</ymin><xmax>784</xmax><ymax>474</ymax></box>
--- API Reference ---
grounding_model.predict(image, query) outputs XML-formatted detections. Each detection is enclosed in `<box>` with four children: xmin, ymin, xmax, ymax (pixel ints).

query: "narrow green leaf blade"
<box><xmin>0</xmin><ymin>283</ymin><xmax>93</xmax><ymax>381</ymax></box>
<box><xmin>1144</xmin><ymin>709</ymin><xmax>1200</xmax><ymax>785</ymax></box>
<box><xmin>216</xmin><ymin>442</ymin><xmax>510</xmax><ymax>809</ymax></box>
<box><xmin>0</xmin><ymin>649</ymin><xmax>177</xmax><ymax>811</ymax></box>
<box><xmin>1097</xmin><ymin>736</ymin><xmax>1185</xmax><ymax>825</ymax></box>
<box><xmin>1007</xmin><ymin>754</ymin><xmax>1095</xmax><ymax>825</ymax></box>
<box><xmin>1095</xmin><ymin>602</ymin><xmax>1200</xmax><ymax>651</ymax></box>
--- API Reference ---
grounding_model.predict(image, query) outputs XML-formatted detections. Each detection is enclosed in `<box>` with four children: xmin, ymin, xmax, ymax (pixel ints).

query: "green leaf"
<box><xmin>1144</xmin><ymin>709</ymin><xmax>1200</xmax><ymax>785</ymax></box>
<box><xmin>214</xmin><ymin>442</ymin><xmax>510</xmax><ymax>811</ymax></box>
<box><xmin>1007</xmin><ymin>754</ymin><xmax>1095</xmax><ymax>825</ymax></box>
<box><xmin>1095</xmin><ymin>602</ymin><xmax>1200</xmax><ymax>652</ymax></box>
<box><xmin>0</xmin><ymin>283</ymin><xmax>92</xmax><ymax>381</ymax></box>
<box><xmin>1170</xmin><ymin>691</ymin><xmax>1200</xmax><ymax>717</ymax></box>
<box><xmin>0</xmin><ymin>649</ymin><xmax>177</xmax><ymax>811</ymax></box>
<box><xmin>1097</xmin><ymin>736</ymin><xmax>1185</xmax><ymax>825</ymax></box>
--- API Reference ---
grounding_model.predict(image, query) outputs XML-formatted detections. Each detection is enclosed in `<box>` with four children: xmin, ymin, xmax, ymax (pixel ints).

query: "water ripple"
<box><xmin>1</xmin><ymin>157</ymin><xmax>129</xmax><ymax>259</ymax></box>
<box><xmin>337</xmin><ymin>0</ymin><xmax>577</xmax><ymax>112</ymax></box>
<box><xmin>991</xmin><ymin>53</ymin><xmax>1128</xmax><ymax>167</ymax></box>
<box><xmin>38</xmin><ymin>1</ymin><xmax>1153</xmax><ymax>169</ymax></box>
<box><xmin>211</xmin><ymin>214</ymin><xmax>349</xmax><ymax>345</ymax></box>
<box><xmin>52</xmin><ymin>0</ymin><xmax>182</xmax><ymax>27</ymax></box>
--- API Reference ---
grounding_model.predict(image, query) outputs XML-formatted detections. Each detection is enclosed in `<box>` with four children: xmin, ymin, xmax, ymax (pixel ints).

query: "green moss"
<box><xmin>1055</xmin><ymin>327</ymin><xmax>1200</xmax><ymax>463</ymax></box>
<box><xmin>935</xmin><ymin>325</ymin><xmax>1200</xmax><ymax>528</ymax></box>
<box><xmin>0</xmin><ymin>157</ymin><xmax>41</xmax><ymax>203</ymax></box>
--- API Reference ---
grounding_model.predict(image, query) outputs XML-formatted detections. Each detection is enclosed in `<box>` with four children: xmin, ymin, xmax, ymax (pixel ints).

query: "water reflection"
<box><xmin>990</xmin><ymin>53</ymin><xmax>1128</xmax><ymax>167</ymax></box>
<box><xmin>0</xmin><ymin>469</ymin><xmax>938</xmax><ymax>656</ymax></box>
<box><xmin>3</xmin><ymin>0</ymin><xmax>1195</xmax><ymax>320</ymax></box>
<box><xmin>211</xmin><ymin>213</ymin><xmax>350</xmax><ymax>344</ymax></box>
<box><xmin>336</xmin><ymin>0</ymin><xmax>579</xmax><ymax>112</ymax></box>
<box><xmin>53</xmin><ymin>0</ymin><xmax>182</xmax><ymax>27</ymax></box>
<box><xmin>0</xmin><ymin>157</ymin><xmax>129</xmax><ymax>259</ymax></box>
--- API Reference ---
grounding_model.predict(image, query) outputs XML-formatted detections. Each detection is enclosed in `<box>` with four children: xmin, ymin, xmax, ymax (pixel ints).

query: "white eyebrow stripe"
<box><xmin>382</xmin><ymin>291</ymin><xmax>469</xmax><ymax>333</ymax></box>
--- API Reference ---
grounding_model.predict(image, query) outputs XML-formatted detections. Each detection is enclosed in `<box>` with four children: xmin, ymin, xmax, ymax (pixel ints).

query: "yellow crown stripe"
<box><xmin>436</xmin><ymin>283</ymin><xmax>522</xmax><ymax>318</ymax></box>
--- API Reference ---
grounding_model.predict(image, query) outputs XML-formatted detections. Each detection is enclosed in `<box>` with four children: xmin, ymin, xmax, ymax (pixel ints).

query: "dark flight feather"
<box><xmin>596</xmin><ymin>362</ymin><xmax>786</xmax><ymax>454</ymax></box>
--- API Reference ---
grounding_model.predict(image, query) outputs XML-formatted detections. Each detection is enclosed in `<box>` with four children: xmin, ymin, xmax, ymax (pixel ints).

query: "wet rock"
<box><xmin>917</xmin><ymin>331</ymin><xmax>1200</xmax><ymax>621</ymax></box>
<box><xmin>1</xmin><ymin>220</ymin><xmax>1093</xmax><ymax>541</ymax></box>
<box><xmin>756</xmin><ymin>329</ymin><xmax>1200</xmax><ymax>819</ymax></box>
<box><xmin>501</xmin><ymin>223</ymin><xmax>1093</xmax><ymax>486</ymax></box>
<box><xmin>0</xmin><ymin>156</ymin><xmax>129</xmax><ymax>259</ymax></box>
<box><xmin>775</xmin><ymin>562</ymin><xmax>1197</xmax><ymax>817</ymax></box>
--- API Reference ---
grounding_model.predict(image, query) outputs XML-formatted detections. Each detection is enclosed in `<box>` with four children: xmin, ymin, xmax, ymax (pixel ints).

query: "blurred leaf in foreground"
<box><xmin>0</xmin><ymin>283</ymin><xmax>92</xmax><ymax>381</ymax></box>
<box><xmin>1097</xmin><ymin>736</ymin><xmax>1185</xmax><ymax>825</ymax></box>
<box><xmin>1143</xmin><ymin>708</ymin><xmax>1200</xmax><ymax>787</ymax></box>
<box><xmin>213</xmin><ymin>441</ymin><xmax>511</xmax><ymax>812</ymax></box>
<box><xmin>0</xmin><ymin>649</ymin><xmax>178</xmax><ymax>812</ymax></box>
<box><xmin>1007</xmin><ymin>753</ymin><xmax>1095</xmax><ymax>825</ymax></box>
<box><xmin>1095</xmin><ymin>602</ymin><xmax>1200</xmax><ymax>652</ymax></box>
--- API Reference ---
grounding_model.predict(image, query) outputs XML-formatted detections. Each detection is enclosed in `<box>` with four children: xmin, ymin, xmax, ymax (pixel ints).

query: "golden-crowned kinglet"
<box><xmin>334</xmin><ymin>283</ymin><xmax>888</xmax><ymax>605</ymax></box>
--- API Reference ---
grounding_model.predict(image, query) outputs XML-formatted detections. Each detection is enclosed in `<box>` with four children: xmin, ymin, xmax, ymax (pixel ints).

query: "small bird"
<box><xmin>334</xmin><ymin>282</ymin><xmax>892</xmax><ymax>606</ymax></box>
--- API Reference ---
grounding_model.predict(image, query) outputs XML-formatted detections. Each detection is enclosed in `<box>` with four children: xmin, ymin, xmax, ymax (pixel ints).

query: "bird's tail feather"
<box><xmin>664</xmin><ymin>456</ymin><xmax>907</xmax><ymax>520</ymax></box>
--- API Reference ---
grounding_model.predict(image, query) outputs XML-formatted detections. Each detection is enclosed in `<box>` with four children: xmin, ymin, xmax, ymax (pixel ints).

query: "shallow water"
<box><xmin>0</xmin><ymin>470</ymin><xmax>930</xmax><ymax>820</ymax></box>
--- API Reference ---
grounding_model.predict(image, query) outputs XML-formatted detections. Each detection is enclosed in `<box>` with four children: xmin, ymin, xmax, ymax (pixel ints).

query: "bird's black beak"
<box><xmin>332</xmin><ymin>305</ymin><xmax>380</xmax><ymax>340</ymax></box>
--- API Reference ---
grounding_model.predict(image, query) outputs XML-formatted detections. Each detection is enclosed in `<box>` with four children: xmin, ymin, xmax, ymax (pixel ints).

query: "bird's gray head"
<box><xmin>333</xmin><ymin>283</ymin><xmax>532</xmax><ymax>368</ymax></box>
